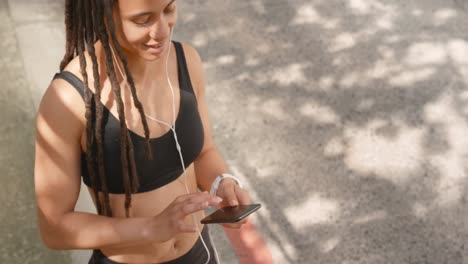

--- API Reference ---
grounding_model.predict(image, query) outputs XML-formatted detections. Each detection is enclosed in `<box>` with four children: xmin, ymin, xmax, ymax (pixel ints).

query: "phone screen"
<box><xmin>200</xmin><ymin>204</ymin><xmax>261</xmax><ymax>224</ymax></box>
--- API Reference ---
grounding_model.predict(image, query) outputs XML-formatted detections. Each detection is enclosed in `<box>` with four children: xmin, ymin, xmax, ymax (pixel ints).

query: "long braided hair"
<box><xmin>60</xmin><ymin>0</ymin><xmax>153</xmax><ymax>217</ymax></box>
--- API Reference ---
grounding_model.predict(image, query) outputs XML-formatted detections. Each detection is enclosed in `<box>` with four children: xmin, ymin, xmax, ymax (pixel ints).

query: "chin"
<box><xmin>142</xmin><ymin>46</ymin><xmax>170</xmax><ymax>60</ymax></box>
<box><xmin>140</xmin><ymin>52</ymin><xmax>165</xmax><ymax>61</ymax></box>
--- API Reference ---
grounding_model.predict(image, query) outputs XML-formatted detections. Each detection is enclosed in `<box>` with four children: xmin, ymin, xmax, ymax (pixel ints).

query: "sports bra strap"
<box><xmin>173</xmin><ymin>41</ymin><xmax>196</xmax><ymax>95</ymax></box>
<box><xmin>53</xmin><ymin>71</ymin><xmax>87</xmax><ymax>101</ymax></box>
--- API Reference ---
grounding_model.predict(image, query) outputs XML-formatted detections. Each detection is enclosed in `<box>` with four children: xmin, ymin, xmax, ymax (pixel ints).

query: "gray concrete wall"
<box><xmin>2</xmin><ymin>0</ymin><xmax>468</xmax><ymax>263</ymax></box>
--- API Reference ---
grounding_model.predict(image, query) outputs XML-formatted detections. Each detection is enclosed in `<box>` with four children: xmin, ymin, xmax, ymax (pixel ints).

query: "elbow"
<box><xmin>41</xmin><ymin>236</ymin><xmax>60</xmax><ymax>250</ymax></box>
<box><xmin>38</xmin><ymin>219</ymin><xmax>72</xmax><ymax>250</ymax></box>
<box><xmin>37</xmin><ymin>209</ymin><xmax>74</xmax><ymax>250</ymax></box>
<box><xmin>39</xmin><ymin>227</ymin><xmax>68</xmax><ymax>250</ymax></box>
<box><xmin>41</xmin><ymin>233</ymin><xmax>75</xmax><ymax>250</ymax></box>
<box><xmin>43</xmin><ymin>240</ymin><xmax>64</xmax><ymax>250</ymax></box>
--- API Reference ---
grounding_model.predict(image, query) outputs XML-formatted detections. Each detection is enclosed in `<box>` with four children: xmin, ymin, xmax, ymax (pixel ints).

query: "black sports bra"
<box><xmin>53</xmin><ymin>41</ymin><xmax>205</xmax><ymax>194</ymax></box>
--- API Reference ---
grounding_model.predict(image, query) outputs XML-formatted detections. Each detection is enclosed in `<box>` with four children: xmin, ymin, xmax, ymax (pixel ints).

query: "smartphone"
<box><xmin>200</xmin><ymin>204</ymin><xmax>261</xmax><ymax>224</ymax></box>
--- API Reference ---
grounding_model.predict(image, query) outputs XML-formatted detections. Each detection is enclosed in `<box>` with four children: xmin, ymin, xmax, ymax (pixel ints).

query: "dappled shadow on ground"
<box><xmin>177</xmin><ymin>0</ymin><xmax>468</xmax><ymax>263</ymax></box>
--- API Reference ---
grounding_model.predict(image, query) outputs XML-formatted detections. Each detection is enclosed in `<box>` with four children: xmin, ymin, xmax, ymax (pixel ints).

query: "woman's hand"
<box><xmin>149</xmin><ymin>192</ymin><xmax>222</xmax><ymax>242</ymax></box>
<box><xmin>215</xmin><ymin>179</ymin><xmax>252</xmax><ymax>229</ymax></box>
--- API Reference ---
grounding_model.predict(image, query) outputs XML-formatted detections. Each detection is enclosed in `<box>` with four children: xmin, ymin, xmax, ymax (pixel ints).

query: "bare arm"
<box><xmin>185</xmin><ymin>44</ymin><xmax>252</xmax><ymax>229</ymax></box>
<box><xmin>183</xmin><ymin>45</ymin><xmax>230</xmax><ymax>192</ymax></box>
<box><xmin>34</xmin><ymin>79</ymin><xmax>154</xmax><ymax>249</ymax></box>
<box><xmin>34</xmin><ymin>79</ymin><xmax>220</xmax><ymax>249</ymax></box>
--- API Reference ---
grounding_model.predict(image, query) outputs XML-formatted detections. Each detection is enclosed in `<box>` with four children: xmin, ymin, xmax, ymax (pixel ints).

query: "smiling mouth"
<box><xmin>145</xmin><ymin>41</ymin><xmax>166</xmax><ymax>49</ymax></box>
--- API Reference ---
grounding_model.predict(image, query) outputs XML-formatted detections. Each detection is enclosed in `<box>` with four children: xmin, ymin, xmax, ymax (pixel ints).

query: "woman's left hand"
<box><xmin>215</xmin><ymin>178</ymin><xmax>251</xmax><ymax>229</ymax></box>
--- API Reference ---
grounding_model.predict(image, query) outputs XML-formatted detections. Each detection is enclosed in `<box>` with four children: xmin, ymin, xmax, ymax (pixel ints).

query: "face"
<box><xmin>112</xmin><ymin>0</ymin><xmax>178</xmax><ymax>61</ymax></box>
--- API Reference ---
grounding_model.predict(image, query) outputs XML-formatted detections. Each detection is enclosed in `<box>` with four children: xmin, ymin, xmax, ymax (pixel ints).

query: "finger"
<box><xmin>186</xmin><ymin>194</ymin><xmax>222</xmax><ymax>207</ymax></box>
<box><xmin>174</xmin><ymin>192</ymin><xmax>204</xmax><ymax>203</ymax></box>
<box><xmin>234</xmin><ymin>185</ymin><xmax>251</xmax><ymax>205</ymax></box>
<box><xmin>178</xmin><ymin>192</ymin><xmax>222</xmax><ymax>206</ymax></box>
<box><xmin>221</xmin><ymin>184</ymin><xmax>239</xmax><ymax>207</ymax></box>
<box><xmin>179</xmin><ymin>197</ymin><xmax>223</xmax><ymax>218</ymax></box>
<box><xmin>180</xmin><ymin>200</ymin><xmax>209</xmax><ymax>216</ymax></box>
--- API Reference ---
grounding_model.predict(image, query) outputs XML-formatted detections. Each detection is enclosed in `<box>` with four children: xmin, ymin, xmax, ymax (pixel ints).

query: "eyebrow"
<box><xmin>127</xmin><ymin>0</ymin><xmax>176</xmax><ymax>19</ymax></box>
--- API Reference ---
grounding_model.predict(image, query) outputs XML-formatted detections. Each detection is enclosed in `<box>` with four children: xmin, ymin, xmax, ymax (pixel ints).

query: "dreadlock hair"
<box><xmin>60</xmin><ymin>0</ymin><xmax>153</xmax><ymax>218</ymax></box>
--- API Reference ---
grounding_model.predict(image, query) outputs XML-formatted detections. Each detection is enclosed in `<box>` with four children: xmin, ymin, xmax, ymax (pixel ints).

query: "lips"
<box><xmin>146</xmin><ymin>40</ymin><xmax>166</xmax><ymax>49</ymax></box>
<box><xmin>146</xmin><ymin>43</ymin><xmax>163</xmax><ymax>49</ymax></box>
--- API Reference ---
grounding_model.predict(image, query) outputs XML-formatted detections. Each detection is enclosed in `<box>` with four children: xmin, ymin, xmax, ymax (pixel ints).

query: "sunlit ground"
<box><xmin>177</xmin><ymin>0</ymin><xmax>468</xmax><ymax>263</ymax></box>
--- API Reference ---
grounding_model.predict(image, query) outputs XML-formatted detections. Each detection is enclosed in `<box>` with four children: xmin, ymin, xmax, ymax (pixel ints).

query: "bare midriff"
<box><xmin>87</xmin><ymin>164</ymin><xmax>207</xmax><ymax>263</ymax></box>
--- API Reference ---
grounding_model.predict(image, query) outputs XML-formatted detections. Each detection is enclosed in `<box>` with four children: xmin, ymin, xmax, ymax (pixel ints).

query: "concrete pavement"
<box><xmin>0</xmin><ymin>0</ymin><xmax>69</xmax><ymax>262</ymax></box>
<box><xmin>2</xmin><ymin>0</ymin><xmax>468</xmax><ymax>263</ymax></box>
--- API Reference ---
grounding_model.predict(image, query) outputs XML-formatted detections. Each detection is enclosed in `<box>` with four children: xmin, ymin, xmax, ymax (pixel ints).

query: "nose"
<box><xmin>149</xmin><ymin>17</ymin><xmax>170</xmax><ymax>41</ymax></box>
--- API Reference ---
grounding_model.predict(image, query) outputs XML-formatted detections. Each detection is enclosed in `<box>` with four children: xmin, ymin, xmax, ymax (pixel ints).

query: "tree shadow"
<box><xmin>177</xmin><ymin>0</ymin><xmax>468</xmax><ymax>263</ymax></box>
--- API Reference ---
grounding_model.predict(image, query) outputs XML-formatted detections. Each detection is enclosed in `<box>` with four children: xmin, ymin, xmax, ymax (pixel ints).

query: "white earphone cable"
<box><xmin>109</xmin><ymin>28</ymin><xmax>220</xmax><ymax>264</ymax></box>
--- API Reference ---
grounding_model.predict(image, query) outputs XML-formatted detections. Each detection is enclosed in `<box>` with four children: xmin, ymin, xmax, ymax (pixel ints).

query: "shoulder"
<box><xmin>35</xmin><ymin>85</ymin><xmax>85</xmax><ymax>148</ymax></box>
<box><xmin>179</xmin><ymin>42</ymin><xmax>206</xmax><ymax>97</ymax></box>
<box><xmin>62</xmin><ymin>55</ymin><xmax>83</xmax><ymax>78</ymax></box>
<box><xmin>46</xmin><ymin>55</ymin><xmax>85</xmax><ymax>114</ymax></box>
<box><xmin>47</xmin><ymin>55</ymin><xmax>86</xmax><ymax>113</ymax></box>
<box><xmin>37</xmin><ymin>57</ymin><xmax>87</xmax><ymax>137</ymax></box>
<box><xmin>61</xmin><ymin>48</ymin><xmax>102</xmax><ymax>91</ymax></box>
<box><xmin>45</xmin><ymin>49</ymin><xmax>100</xmax><ymax>108</ymax></box>
<box><xmin>49</xmin><ymin>54</ymin><xmax>87</xmax><ymax>99</ymax></box>
<box><xmin>62</xmin><ymin>51</ymin><xmax>94</xmax><ymax>84</ymax></box>
<box><xmin>180</xmin><ymin>42</ymin><xmax>202</xmax><ymax>64</ymax></box>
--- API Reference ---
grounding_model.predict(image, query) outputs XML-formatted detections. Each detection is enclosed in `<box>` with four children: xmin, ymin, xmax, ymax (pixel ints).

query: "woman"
<box><xmin>34</xmin><ymin>0</ymin><xmax>256</xmax><ymax>263</ymax></box>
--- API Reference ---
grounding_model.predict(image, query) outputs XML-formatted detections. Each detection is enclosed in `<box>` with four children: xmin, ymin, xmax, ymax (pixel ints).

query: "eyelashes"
<box><xmin>164</xmin><ymin>5</ymin><xmax>176</xmax><ymax>14</ymax></box>
<box><xmin>134</xmin><ymin>18</ymin><xmax>151</xmax><ymax>26</ymax></box>
<box><xmin>132</xmin><ymin>6</ymin><xmax>176</xmax><ymax>27</ymax></box>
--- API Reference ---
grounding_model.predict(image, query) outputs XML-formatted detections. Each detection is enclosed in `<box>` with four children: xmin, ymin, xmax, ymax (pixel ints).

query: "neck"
<box><xmin>120</xmin><ymin>49</ymin><xmax>167</xmax><ymax>85</ymax></box>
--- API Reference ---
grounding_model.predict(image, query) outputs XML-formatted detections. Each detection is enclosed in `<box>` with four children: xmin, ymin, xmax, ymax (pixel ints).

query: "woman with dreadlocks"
<box><xmin>33</xmin><ymin>0</ymin><xmax>267</xmax><ymax>263</ymax></box>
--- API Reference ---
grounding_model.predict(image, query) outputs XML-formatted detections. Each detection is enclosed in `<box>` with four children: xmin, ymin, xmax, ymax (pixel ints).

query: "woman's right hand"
<box><xmin>148</xmin><ymin>191</ymin><xmax>222</xmax><ymax>242</ymax></box>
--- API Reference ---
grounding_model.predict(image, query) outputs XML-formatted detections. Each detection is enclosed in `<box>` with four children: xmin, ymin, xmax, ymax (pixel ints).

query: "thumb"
<box><xmin>222</xmin><ymin>184</ymin><xmax>239</xmax><ymax>207</ymax></box>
